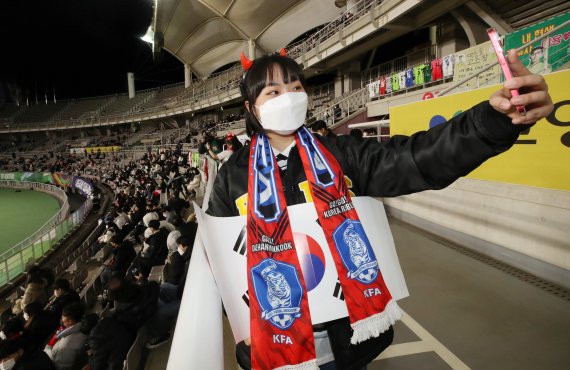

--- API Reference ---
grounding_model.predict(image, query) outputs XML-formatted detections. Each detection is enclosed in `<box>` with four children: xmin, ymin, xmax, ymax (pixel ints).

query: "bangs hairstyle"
<box><xmin>241</xmin><ymin>54</ymin><xmax>305</xmax><ymax>137</ymax></box>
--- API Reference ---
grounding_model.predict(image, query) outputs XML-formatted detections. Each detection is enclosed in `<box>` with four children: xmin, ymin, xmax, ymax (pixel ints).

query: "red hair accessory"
<box><xmin>240</xmin><ymin>52</ymin><xmax>253</xmax><ymax>72</ymax></box>
<box><xmin>240</xmin><ymin>48</ymin><xmax>287</xmax><ymax>71</ymax></box>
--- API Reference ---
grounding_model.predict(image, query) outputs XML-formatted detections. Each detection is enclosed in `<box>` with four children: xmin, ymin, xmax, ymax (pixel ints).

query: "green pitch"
<box><xmin>0</xmin><ymin>187</ymin><xmax>61</xmax><ymax>252</ymax></box>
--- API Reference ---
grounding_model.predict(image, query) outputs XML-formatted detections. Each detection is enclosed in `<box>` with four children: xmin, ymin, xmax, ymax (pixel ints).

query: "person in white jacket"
<box><xmin>45</xmin><ymin>302</ymin><xmax>88</xmax><ymax>370</ymax></box>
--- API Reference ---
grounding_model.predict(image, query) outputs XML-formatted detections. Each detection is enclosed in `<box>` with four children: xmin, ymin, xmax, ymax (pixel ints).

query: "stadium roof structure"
<box><xmin>154</xmin><ymin>0</ymin><xmax>341</xmax><ymax>77</ymax></box>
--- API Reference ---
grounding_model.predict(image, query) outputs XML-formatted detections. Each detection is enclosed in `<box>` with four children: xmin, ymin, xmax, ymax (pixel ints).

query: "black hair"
<box><xmin>349</xmin><ymin>128</ymin><xmax>363</xmax><ymax>139</ymax></box>
<box><xmin>79</xmin><ymin>313</ymin><xmax>99</xmax><ymax>335</ymax></box>
<box><xmin>241</xmin><ymin>54</ymin><xmax>305</xmax><ymax>137</ymax></box>
<box><xmin>148</xmin><ymin>219</ymin><xmax>160</xmax><ymax>230</ymax></box>
<box><xmin>177</xmin><ymin>236</ymin><xmax>191</xmax><ymax>248</ymax></box>
<box><xmin>53</xmin><ymin>278</ymin><xmax>71</xmax><ymax>292</ymax></box>
<box><xmin>61</xmin><ymin>302</ymin><xmax>85</xmax><ymax>323</ymax></box>
<box><xmin>311</xmin><ymin>120</ymin><xmax>327</xmax><ymax>132</ymax></box>
<box><xmin>23</xmin><ymin>301</ymin><xmax>43</xmax><ymax>317</ymax></box>
<box><xmin>109</xmin><ymin>234</ymin><xmax>123</xmax><ymax>245</ymax></box>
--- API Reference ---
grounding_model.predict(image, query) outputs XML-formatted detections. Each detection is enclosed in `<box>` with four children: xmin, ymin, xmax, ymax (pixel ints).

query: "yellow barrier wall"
<box><xmin>389</xmin><ymin>70</ymin><xmax>570</xmax><ymax>192</ymax></box>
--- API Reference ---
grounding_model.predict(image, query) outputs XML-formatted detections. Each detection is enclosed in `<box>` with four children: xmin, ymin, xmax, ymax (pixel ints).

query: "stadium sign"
<box><xmin>72</xmin><ymin>177</ymin><xmax>93</xmax><ymax>196</ymax></box>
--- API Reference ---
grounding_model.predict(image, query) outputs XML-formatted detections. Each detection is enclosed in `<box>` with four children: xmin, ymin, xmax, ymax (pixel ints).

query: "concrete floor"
<box><xmin>146</xmin><ymin>218</ymin><xmax>570</xmax><ymax>370</ymax></box>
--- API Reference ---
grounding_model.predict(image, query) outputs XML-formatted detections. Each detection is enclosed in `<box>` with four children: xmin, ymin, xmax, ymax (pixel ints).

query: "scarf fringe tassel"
<box><xmin>274</xmin><ymin>359</ymin><xmax>319</xmax><ymax>370</ymax></box>
<box><xmin>350</xmin><ymin>300</ymin><xmax>403</xmax><ymax>345</ymax></box>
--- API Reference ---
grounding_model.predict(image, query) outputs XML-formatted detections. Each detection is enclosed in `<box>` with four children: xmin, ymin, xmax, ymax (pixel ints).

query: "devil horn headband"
<box><xmin>240</xmin><ymin>52</ymin><xmax>254</xmax><ymax>72</ymax></box>
<box><xmin>240</xmin><ymin>48</ymin><xmax>288</xmax><ymax>72</ymax></box>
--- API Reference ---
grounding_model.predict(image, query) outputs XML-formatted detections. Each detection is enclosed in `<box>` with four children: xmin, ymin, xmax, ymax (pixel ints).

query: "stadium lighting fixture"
<box><xmin>141</xmin><ymin>26</ymin><xmax>154</xmax><ymax>45</ymax></box>
<box><xmin>141</xmin><ymin>0</ymin><xmax>158</xmax><ymax>45</ymax></box>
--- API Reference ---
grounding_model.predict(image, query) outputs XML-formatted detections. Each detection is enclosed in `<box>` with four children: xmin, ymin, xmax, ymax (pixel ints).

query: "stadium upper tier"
<box><xmin>1</xmin><ymin>0</ymin><xmax>568</xmax><ymax>134</ymax></box>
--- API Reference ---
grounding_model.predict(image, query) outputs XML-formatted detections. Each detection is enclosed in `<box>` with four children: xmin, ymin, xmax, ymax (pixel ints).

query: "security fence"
<box><xmin>0</xmin><ymin>180</ymin><xmax>92</xmax><ymax>286</ymax></box>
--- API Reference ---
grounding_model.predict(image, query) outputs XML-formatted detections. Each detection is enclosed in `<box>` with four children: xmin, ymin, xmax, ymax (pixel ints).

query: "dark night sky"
<box><xmin>0</xmin><ymin>0</ymin><xmax>183</xmax><ymax>102</ymax></box>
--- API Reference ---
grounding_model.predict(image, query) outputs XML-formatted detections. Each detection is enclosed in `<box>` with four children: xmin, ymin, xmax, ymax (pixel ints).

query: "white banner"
<box><xmin>195</xmin><ymin>196</ymin><xmax>408</xmax><ymax>343</ymax></box>
<box><xmin>68</xmin><ymin>147</ymin><xmax>85</xmax><ymax>154</ymax></box>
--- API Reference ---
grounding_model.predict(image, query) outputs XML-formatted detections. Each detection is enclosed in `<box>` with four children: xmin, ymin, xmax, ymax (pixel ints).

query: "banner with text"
<box><xmin>0</xmin><ymin>172</ymin><xmax>93</xmax><ymax>195</ymax></box>
<box><xmin>505</xmin><ymin>11</ymin><xmax>570</xmax><ymax>74</ymax></box>
<box><xmin>453</xmin><ymin>41</ymin><xmax>501</xmax><ymax>92</ymax></box>
<box><xmin>84</xmin><ymin>146</ymin><xmax>120</xmax><ymax>154</ymax></box>
<box><xmin>389</xmin><ymin>69</ymin><xmax>570</xmax><ymax>192</ymax></box>
<box><xmin>195</xmin><ymin>197</ymin><xmax>409</xmax><ymax>343</ymax></box>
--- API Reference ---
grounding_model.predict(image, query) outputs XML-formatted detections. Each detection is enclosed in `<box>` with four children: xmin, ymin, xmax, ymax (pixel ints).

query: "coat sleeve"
<box><xmin>338</xmin><ymin>101</ymin><xmax>527</xmax><ymax>197</ymax></box>
<box><xmin>206</xmin><ymin>164</ymin><xmax>237</xmax><ymax>217</ymax></box>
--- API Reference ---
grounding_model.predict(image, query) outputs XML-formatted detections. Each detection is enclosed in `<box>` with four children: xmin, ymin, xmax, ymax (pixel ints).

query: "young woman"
<box><xmin>206</xmin><ymin>51</ymin><xmax>552</xmax><ymax>370</ymax></box>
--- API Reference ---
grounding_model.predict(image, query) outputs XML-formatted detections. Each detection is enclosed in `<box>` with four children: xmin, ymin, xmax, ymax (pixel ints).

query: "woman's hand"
<box><xmin>489</xmin><ymin>49</ymin><xmax>553</xmax><ymax>125</ymax></box>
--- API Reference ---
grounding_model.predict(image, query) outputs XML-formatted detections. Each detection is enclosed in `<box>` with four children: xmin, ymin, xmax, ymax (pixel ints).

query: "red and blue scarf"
<box><xmin>247</xmin><ymin>127</ymin><xmax>401</xmax><ymax>369</ymax></box>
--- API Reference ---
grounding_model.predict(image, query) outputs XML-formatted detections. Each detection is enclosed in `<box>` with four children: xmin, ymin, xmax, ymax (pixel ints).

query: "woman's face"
<box><xmin>251</xmin><ymin>70</ymin><xmax>305</xmax><ymax>119</ymax></box>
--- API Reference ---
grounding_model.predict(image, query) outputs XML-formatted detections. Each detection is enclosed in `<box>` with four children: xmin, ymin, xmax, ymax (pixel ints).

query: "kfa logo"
<box><xmin>332</xmin><ymin>219</ymin><xmax>379</xmax><ymax>284</ymax></box>
<box><xmin>251</xmin><ymin>259</ymin><xmax>303</xmax><ymax>330</ymax></box>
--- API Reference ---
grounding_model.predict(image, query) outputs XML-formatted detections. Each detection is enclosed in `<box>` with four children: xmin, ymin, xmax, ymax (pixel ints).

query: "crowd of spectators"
<box><xmin>0</xmin><ymin>144</ymin><xmax>204</xmax><ymax>369</ymax></box>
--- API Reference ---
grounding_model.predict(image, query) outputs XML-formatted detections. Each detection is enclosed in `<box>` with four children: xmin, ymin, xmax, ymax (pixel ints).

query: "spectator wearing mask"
<box><xmin>12</xmin><ymin>267</ymin><xmax>49</xmax><ymax>316</ymax></box>
<box><xmin>22</xmin><ymin>302</ymin><xmax>58</xmax><ymax>350</ymax></box>
<box><xmin>46</xmin><ymin>279</ymin><xmax>80</xmax><ymax>323</ymax></box>
<box><xmin>162</xmin><ymin>236</ymin><xmax>192</xmax><ymax>287</ymax></box>
<box><xmin>197</xmin><ymin>130</ymin><xmax>222</xmax><ymax>155</ymax></box>
<box><xmin>0</xmin><ymin>338</ymin><xmax>55</xmax><ymax>370</ymax></box>
<box><xmin>161</xmin><ymin>205</ymin><xmax>176</xmax><ymax>224</ymax></box>
<box><xmin>45</xmin><ymin>302</ymin><xmax>88</xmax><ymax>370</ymax></box>
<box><xmin>311</xmin><ymin>120</ymin><xmax>336</xmax><ymax>138</ymax></box>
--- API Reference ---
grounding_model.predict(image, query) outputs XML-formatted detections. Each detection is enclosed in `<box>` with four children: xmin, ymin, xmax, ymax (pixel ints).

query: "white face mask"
<box><xmin>256</xmin><ymin>92</ymin><xmax>308</xmax><ymax>135</ymax></box>
<box><xmin>177</xmin><ymin>247</ymin><xmax>185</xmax><ymax>256</ymax></box>
<box><xmin>0</xmin><ymin>358</ymin><xmax>15</xmax><ymax>370</ymax></box>
<box><xmin>23</xmin><ymin>313</ymin><xmax>29</xmax><ymax>321</ymax></box>
<box><xmin>0</xmin><ymin>332</ymin><xmax>5</xmax><ymax>340</ymax></box>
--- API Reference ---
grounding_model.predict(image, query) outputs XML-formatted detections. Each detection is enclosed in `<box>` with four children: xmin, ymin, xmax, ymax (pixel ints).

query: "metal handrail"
<box><xmin>310</xmin><ymin>86</ymin><xmax>369</xmax><ymax>126</ymax></box>
<box><xmin>0</xmin><ymin>1</ymin><xmax>384</xmax><ymax>133</ymax></box>
<box><xmin>288</xmin><ymin>0</ymin><xmax>381</xmax><ymax>61</ymax></box>
<box><xmin>0</xmin><ymin>181</ymin><xmax>69</xmax><ymax>257</ymax></box>
<box><xmin>0</xmin><ymin>180</ymin><xmax>92</xmax><ymax>286</ymax></box>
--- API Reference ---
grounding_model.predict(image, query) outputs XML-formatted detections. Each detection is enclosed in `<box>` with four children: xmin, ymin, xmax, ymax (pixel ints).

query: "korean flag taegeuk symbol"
<box><xmin>251</xmin><ymin>259</ymin><xmax>303</xmax><ymax>330</ymax></box>
<box><xmin>332</xmin><ymin>219</ymin><xmax>379</xmax><ymax>284</ymax></box>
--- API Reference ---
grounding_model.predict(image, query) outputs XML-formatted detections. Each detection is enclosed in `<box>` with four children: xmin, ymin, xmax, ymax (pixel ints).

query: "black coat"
<box><xmin>14</xmin><ymin>348</ymin><xmax>56</xmax><ymax>370</ymax></box>
<box><xmin>109</xmin><ymin>241</ymin><xmax>136</xmax><ymax>274</ymax></box>
<box><xmin>23</xmin><ymin>310</ymin><xmax>58</xmax><ymax>350</ymax></box>
<box><xmin>145</xmin><ymin>229</ymin><xmax>169</xmax><ymax>265</ymax></box>
<box><xmin>111</xmin><ymin>281</ymin><xmax>160</xmax><ymax>334</ymax></box>
<box><xmin>88</xmin><ymin>317</ymin><xmax>135</xmax><ymax>370</ymax></box>
<box><xmin>46</xmin><ymin>291</ymin><xmax>80</xmax><ymax>322</ymax></box>
<box><xmin>206</xmin><ymin>102</ymin><xmax>526</xmax><ymax>369</ymax></box>
<box><xmin>177</xmin><ymin>222</ymin><xmax>198</xmax><ymax>245</ymax></box>
<box><xmin>163</xmin><ymin>249</ymin><xmax>191</xmax><ymax>285</ymax></box>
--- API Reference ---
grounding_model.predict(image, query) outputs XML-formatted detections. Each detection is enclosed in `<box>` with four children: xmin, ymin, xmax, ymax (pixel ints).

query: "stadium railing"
<box><xmin>0</xmin><ymin>181</ymin><xmax>92</xmax><ymax>287</ymax></box>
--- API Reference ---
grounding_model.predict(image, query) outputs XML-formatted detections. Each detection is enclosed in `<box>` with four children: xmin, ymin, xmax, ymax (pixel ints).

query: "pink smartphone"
<box><xmin>488</xmin><ymin>28</ymin><xmax>526</xmax><ymax>115</ymax></box>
